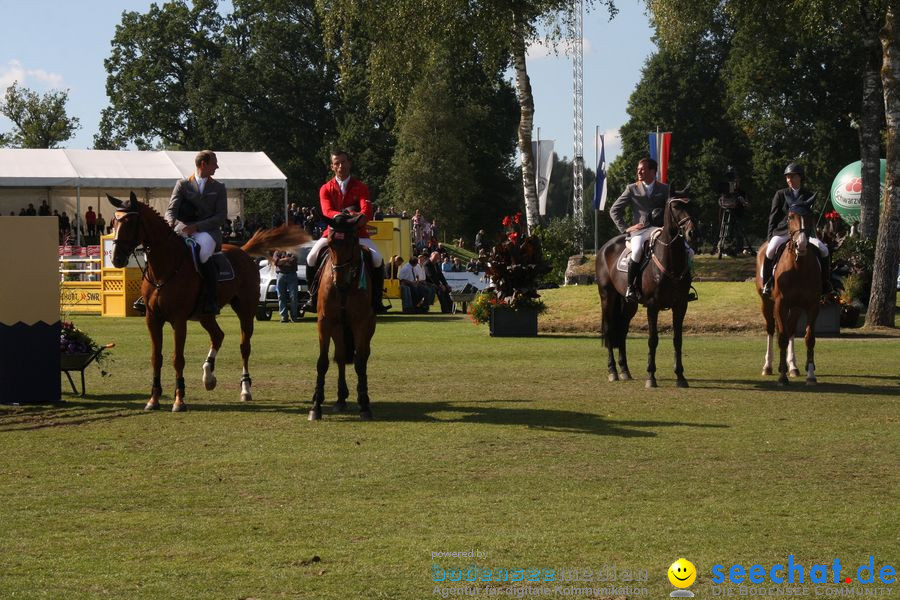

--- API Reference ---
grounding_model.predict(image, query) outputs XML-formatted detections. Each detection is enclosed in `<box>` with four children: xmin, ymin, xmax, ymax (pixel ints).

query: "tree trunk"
<box><xmin>866</xmin><ymin>5</ymin><xmax>900</xmax><ymax>327</ymax></box>
<box><xmin>859</xmin><ymin>3</ymin><xmax>886</xmax><ymax>240</ymax></box>
<box><xmin>512</xmin><ymin>19</ymin><xmax>540</xmax><ymax>235</ymax></box>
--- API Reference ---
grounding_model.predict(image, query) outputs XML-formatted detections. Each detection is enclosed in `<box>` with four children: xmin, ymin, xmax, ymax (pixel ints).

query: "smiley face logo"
<box><xmin>668</xmin><ymin>558</ymin><xmax>697</xmax><ymax>588</ymax></box>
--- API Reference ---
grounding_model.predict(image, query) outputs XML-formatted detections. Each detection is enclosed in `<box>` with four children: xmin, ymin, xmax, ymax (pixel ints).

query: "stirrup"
<box><xmin>687</xmin><ymin>286</ymin><xmax>699</xmax><ymax>302</ymax></box>
<box><xmin>761</xmin><ymin>281</ymin><xmax>773</xmax><ymax>298</ymax></box>
<box><xmin>624</xmin><ymin>286</ymin><xmax>639</xmax><ymax>302</ymax></box>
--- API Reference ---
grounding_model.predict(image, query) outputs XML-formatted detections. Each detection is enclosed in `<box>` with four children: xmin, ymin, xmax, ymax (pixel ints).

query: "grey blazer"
<box><xmin>165</xmin><ymin>175</ymin><xmax>227</xmax><ymax>248</ymax></box>
<box><xmin>609</xmin><ymin>181</ymin><xmax>670</xmax><ymax>233</ymax></box>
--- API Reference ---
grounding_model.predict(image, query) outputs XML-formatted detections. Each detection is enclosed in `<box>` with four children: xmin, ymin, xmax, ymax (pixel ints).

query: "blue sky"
<box><xmin>0</xmin><ymin>0</ymin><xmax>656</xmax><ymax>165</ymax></box>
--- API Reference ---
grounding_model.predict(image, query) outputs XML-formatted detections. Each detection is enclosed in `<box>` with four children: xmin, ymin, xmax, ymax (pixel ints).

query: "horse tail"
<box><xmin>602</xmin><ymin>291</ymin><xmax>626</xmax><ymax>350</ymax></box>
<box><xmin>241</xmin><ymin>224</ymin><xmax>311</xmax><ymax>257</ymax></box>
<box><xmin>335</xmin><ymin>322</ymin><xmax>356</xmax><ymax>365</ymax></box>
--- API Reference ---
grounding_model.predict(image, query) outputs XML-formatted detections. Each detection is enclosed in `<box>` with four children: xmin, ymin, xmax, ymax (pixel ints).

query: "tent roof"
<box><xmin>0</xmin><ymin>149</ymin><xmax>287</xmax><ymax>189</ymax></box>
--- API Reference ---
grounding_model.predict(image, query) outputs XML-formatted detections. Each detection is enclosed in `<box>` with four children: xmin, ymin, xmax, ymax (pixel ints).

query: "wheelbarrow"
<box><xmin>60</xmin><ymin>343</ymin><xmax>115</xmax><ymax>397</ymax></box>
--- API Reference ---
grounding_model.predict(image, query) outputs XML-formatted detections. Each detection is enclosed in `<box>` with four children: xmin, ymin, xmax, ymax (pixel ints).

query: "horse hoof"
<box><xmin>202</xmin><ymin>364</ymin><xmax>216</xmax><ymax>391</ymax></box>
<box><xmin>762</xmin><ymin>367</ymin><xmax>773</xmax><ymax>376</ymax></box>
<box><xmin>806</xmin><ymin>378</ymin><xmax>817</xmax><ymax>386</ymax></box>
<box><xmin>645</xmin><ymin>379</ymin><xmax>658</xmax><ymax>389</ymax></box>
<box><xmin>676</xmin><ymin>379</ymin><xmax>689</xmax><ymax>388</ymax></box>
<box><xmin>620</xmin><ymin>371</ymin><xmax>633</xmax><ymax>381</ymax></box>
<box><xmin>308</xmin><ymin>408</ymin><xmax>322</xmax><ymax>421</ymax></box>
<box><xmin>607</xmin><ymin>372</ymin><xmax>619</xmax><ymax>382</ymax></box>
<box><xmin>241</xmin><ymin>392</ymin><xmax>252</xmax><ymax>402</ymax></box>
<box><xmin>144</xmin><ymin>401</ymin><xmax>159</xmax><ymax>411</ymax></box>
<box><xmin>172</xmin><ymin>402</ymin><xmax>187</xmax><ymax>412</ymax></box>
<box><xmin>790</xmin><ymin>369</ymin><xmax>801</xmax><ymax>378</ymax></box>
<box><xmin>359</xmin><ymin>409</ymin><xmax>373</xmax><ymax>421</ymax></box>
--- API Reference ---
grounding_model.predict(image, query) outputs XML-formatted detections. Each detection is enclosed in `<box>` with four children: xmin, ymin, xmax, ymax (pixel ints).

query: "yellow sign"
<box><xmin>60</xmin><ymin>282</ymin><xmax>102</xmax><ymax>314</ymax></box>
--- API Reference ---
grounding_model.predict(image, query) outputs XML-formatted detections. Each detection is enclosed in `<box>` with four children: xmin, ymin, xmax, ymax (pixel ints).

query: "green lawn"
<box><xmin>1</xmin><ymin>305</ymin><xmax>897</xmax><ymax>599</ymax></box>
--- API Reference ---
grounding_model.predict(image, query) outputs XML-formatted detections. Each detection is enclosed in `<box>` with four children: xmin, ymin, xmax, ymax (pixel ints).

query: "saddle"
<box><xmin>615</xmin><ymin>228</ymin><xmax>662</xmax><ymax>273</ymax></box>
<box><xmin>185</xmin><ymin>238</ymin><xmax>235</xmax><ymax>282</ymax></box>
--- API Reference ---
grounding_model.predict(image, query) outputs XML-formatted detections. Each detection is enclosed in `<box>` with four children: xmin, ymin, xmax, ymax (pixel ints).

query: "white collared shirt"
<box><xmin>336</xmin><ymin>176</ymin><xmax>349</xmax><ymax>196</ymax></box>
<box><xmin>643</xmin><ymin>181</ymin><xmax>656</xmax><ymax>196</ymax></box>
<box><xmin>195</xmin><ymin>171</ymin><xmax>208</xmax><ymax>194</ymax></box>
<box><xmin>398</xmin><ymin>262</ymin><xmax>416</xmax><ymax>283</ymax></box>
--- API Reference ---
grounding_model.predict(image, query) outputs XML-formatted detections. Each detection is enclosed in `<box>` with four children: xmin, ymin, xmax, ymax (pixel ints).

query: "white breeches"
<box><xmin>766</xmin><ymin>234</ymin><xmax>828</xmax><ymax>259</ymax></box>
<box><xmin>191</xmin><ymin>231</ymin><xmax>216</xmax><ymax>263</ymax></box>
<box><xmin>308</xmin><ymin>236</ymin><xmax>383</xmax><ymax>267</ymax></box>
<box><xmin>629</xmin><ymin>229</ymin><xmax>693</xmax><ymax>262</ymax></box>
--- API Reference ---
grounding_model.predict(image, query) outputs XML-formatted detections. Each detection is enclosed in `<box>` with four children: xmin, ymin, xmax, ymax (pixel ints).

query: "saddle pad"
<box><xmin>615</xmin><ymin>228</ymin><xmax>662</xmax><ymax>272</ymax></box>
<box><xmin>185</xmin><ymin>238</ymin><xmax>235</xmax><ymax>282</ymax></box>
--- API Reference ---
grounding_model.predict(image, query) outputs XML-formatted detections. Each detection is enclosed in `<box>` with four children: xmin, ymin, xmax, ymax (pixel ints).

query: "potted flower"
<box><xmin>59</xmin><ymin>320</ymin><xmax>113</xmax><ymax>376</ymax></box>
<box><xmin>469</xmin><ymin>212</ymin><xmax>549</xmax><ymax>337</ymax></box>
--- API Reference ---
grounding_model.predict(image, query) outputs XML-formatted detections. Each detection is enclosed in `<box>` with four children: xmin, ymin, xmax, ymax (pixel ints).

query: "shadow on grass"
<box><xmin>370</xmin><ymin>399</ymin><xmax>728</xmax><ymax>438</ymax></box>
<box><xmin>0</xmin><ymin>394</ymin><xmax>150</xmax><ymax>431</ymax></box>
<box><xmin>691</xmin><ymin>377</ymin><xmax>899</xmax><ymax>396</ymax></box>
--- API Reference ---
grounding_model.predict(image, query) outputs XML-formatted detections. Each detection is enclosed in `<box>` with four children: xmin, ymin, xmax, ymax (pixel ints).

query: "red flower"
<box><xmin>502</xmin><ymin>216</ymin><xmax>512</xmax><ymax>227</ymax></box>
<box><xmin>508</xmin><ymin>232</ymin><xmax>519</xmax><ymax>244</ymax></box>
<box><xmin>513</xmin><ymin>212</ymin><xmax>522</xmax><ymax>225</ymax></box>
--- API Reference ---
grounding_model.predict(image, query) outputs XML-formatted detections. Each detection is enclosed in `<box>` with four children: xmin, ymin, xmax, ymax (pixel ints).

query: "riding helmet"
<box><xmin>784</xmin><ymin>163</ymin><xmax>805</xmax><ymax>177</ymax></box>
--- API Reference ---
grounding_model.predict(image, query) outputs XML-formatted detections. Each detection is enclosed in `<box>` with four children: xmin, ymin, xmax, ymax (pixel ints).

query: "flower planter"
<box><xmin>794</xmin><ymin>303</ymin><xmax>840</xmax><ymax>336</ymax></box>
<box><xmin>60</xmin><ymin>352</ymin><xmax>94</xmax><ymax>371</ymax></box>
<box><xmin>490</xmin><ymin>306</ymin><xmax>538</xmax><ymax>337</ymax></box>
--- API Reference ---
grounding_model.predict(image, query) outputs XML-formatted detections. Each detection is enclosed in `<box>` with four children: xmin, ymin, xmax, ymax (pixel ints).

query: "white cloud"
<box><xmin>0</xmin><ymin>59</ymin><xmax>66</xmax><ymax>90</ymax></box>
<box><xmin>527</xmin><ymin>38</ymin><xmax>592</xmax><ymax>60</ymax></box>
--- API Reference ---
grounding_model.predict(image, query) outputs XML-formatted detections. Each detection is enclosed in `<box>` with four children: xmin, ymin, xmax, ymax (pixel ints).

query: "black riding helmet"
<box><xmin>784</xmin><ymin>163</ymin><xmax>805</xmax><ymax>177</ymax></box>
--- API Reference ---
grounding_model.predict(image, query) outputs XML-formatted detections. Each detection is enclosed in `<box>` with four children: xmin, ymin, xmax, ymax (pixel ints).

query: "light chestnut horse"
<box><xmin>755</xmin><ymin>205</ymin><xmax>822</xmax><ymax>385</ymax></box>
<box><xmin>109</xmin><ymin>192</ymin><xmax>309</xmax><ymax>411</ymax></box>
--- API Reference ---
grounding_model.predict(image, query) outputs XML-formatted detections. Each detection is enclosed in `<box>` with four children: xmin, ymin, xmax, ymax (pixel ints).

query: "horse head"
<box><xmin>107</xmin><ymin>191</ymin><xmax>142</xmax><ymax>268</ymax></box>
<box><xmin>787</xmin><ymin>194</ymin><xmax>815</xmax><ymax>258</ymax></box>
<box><xmin>665</xmin><ymin>184</ymin><xmax>700</xmax><ymax>246</ymax></box>
<box><xmin>325</xmin><ymin>211</ymin><xmax>368</xmax><ymax>291</ymax></box>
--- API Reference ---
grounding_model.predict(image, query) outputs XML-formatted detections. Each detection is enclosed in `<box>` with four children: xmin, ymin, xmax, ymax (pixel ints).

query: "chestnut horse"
<box><xmin>755</xmin><ymin>204</ymin><xmax>822</xmax><ymax>385</ymax></box>
<box><xmin>108</xmin><ymin>192</ymin><xmax>309</xmax><ymax>411</ymax></box>
<box><xmin>595</xmin><ymin>191</ymin><xmax>699</xmax><ymax>388</ymax></box>
<box><xmin>309</xmin><ymin>212</ymin><xmax>376</xmax><ymax>421</ymax></box>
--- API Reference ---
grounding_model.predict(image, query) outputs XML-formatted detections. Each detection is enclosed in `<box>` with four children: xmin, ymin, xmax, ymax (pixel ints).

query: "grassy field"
<box><xmin>1</xmin><ymin>293</ymin><xmax>898</xmax><ymax>599</ymax></box>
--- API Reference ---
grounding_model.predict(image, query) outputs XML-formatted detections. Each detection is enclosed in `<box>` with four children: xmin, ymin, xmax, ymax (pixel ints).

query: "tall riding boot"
<box><xmin>303</xmin><ymin>261</ymin><xmax>320</xmax><ymax>313</ymax></box>
<box><xmin>819</xmin><ymin>253</ymin><xmax>833</xmax><ymax>295</ymax></box>
<box><xmin>625</xmin><ymin>259</ymin><xmax>641</xmax><ymax>302</ymax></box>
<box><xmin>761</xmin><ymin>257</ymin><xmax>775</xmax><ymax>297</ymax></box>
<box><xmin>371</xmin><ymin>265</ymin><xmax>389</xmax><ymax>314</ymax></box>
<box><xmin>199</xmin><ymin>260</ymin><xmax>219</xmax><ymax>315</ymax></box>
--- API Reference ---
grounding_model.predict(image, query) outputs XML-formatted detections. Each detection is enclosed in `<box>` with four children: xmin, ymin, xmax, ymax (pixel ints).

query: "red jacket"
<box><xmin>319</xmin><ymin>177</ymin><xmax>373</xmax><ymax>238</ymax></box>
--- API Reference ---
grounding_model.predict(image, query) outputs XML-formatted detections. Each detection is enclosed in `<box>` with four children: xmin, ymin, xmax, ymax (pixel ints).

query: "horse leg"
<box><xmin>762</xmin><ymin>299</ymin><xmax>776</xmax><ymax>376</ymax></box>
<box><xmin>672</xmin><ymin>303</ymin><xmax>689</xmax><ymax>388</ymax></box>
<box><xmin>600</xmin><ymin>288</ymin><xmax>620</xmax><ymax>382</ymax></box>
<box><xmin>199</xmin><ymin>316</ymin><xmax>224</xmax><ymax>392</ymax></box>
<box><xmin>774</xmin><ymin>299</ymin><xmax>790</xmax><ymax>386</ymax></box>
<box><xmin>309</xmin><ymin>331</ymin><xmax>329</xmax><ymax>421</ymax></box>
<box><xmin>804</xmin><ymin>308</ymin><xmax>818</xmax><ymax>385</ymax></box>
<box><xmin>237</xmin><ymin>311</ymin><xmax>255</xmax><ymax>402</ymax></box>
<box><xmin>146</xmin><ymin>315</ymin><xmax>164</xmax><ymax>411</ymax></box>
<box><xmin>355</xmin><ymin>342</ymin><xmax>373</xmax><ymax>421</ymax></box>
<box><xmin>171</xmin><ymin>320</ymin><xmax>188</xmax><ymax>411</ymax></box>
<box><xmin>333</xmin><ymin>361</ymin><xmax>349</xmax><ymax>413</ymax></box>
<box><xmin>645</xmin><ymin>307</ymin><xmax>659</xmax><ymax>388</ymax></box>
<box><xmin>787</xmin><ymin>336</ymin><xmax>800</xmax><ymax>378</ymax></box>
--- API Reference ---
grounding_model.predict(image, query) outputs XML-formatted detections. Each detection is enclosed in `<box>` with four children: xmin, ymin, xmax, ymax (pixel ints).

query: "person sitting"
<box><xmin>415</xmin><ymin>254</ymin><xmax>436</xmax><ymax>308</ymax></box>
<box><xmin>397</xmin><ymin>256</ymin><xmax>424</xmax><ymax>311</ymax></box>
<box><xmin>441</xmin><ymin>256</ymin><xmax>454</xmax><ymax>272</ymax></box>
<box><xmin>760</xmin><ymin>163</ymin><xmax>832</xmax><ymax>297</ymax></box>
<box><xmin>609</xmin><ymin>157</ymin><xmax>669</xmax><ymax>302</ymax></box>
<box><xmin>426</xmin><ymin>251</ymin><xmax>453</xmax><ymax>313</ymax></box>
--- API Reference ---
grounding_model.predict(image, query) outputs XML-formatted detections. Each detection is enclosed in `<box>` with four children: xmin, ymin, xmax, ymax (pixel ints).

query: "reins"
<box><xmin>117</xmin><ymin>207</ymin><xmax>188</xmax><ymax>290</ymax></box>
<box><xmin>649</xmin><ymin>204</ymin><xmax>692</xmax><ymax>280</ymax></box>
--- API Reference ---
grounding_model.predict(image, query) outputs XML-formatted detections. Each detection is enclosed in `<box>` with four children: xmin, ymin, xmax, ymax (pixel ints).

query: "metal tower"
<box><xmin>571</xmin><ymin>0</ymin><xmax>584</xmax><ymax>254</ymax></box>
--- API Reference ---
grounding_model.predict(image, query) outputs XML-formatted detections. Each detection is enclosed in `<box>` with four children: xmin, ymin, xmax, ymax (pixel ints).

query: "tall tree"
<box><xmin>0</xmin><ymin>82</ymin><xmax>80</xmax><ymax>148</ymax></box>
<box><xmin>316</xmin><ymin>0</ymin><xmax>617</xmax><ymax>234</ymax></box>
<box><xmin>866</xmin><ymin>5</ymin><xmax>900</xmax><ymax>327</ymax></box>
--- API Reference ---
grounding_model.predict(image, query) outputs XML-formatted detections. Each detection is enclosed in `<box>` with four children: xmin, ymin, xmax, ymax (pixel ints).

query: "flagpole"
<box><xmin>536</xmin><ymin>127</ymin><xmax>541</xmax><ymax>216</ymax></box>
<box><xmin>594</xmin><ymin>126</ymin><xmax>599</xmax><ymax>253</ymax></box>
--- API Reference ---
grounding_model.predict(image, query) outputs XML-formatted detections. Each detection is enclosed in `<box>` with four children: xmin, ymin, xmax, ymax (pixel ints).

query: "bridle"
<box><xmin>113</xmin><ymin>206</ymin><xmax>186</xmax><ymax>290</ymax></box>
<box><xmin>650</xmin><ymin>199</ymin><xmax>695</xmax><ymax>280</ymax></box>
<box><xmin>788</xmin><ymin>212</ymin><xmax>808</xmax><ymax>259</ymax></box>
<box><xmin>327</xmin><ymin>233</ymin><xmax>363</xmax><ymax>293</ymax></box>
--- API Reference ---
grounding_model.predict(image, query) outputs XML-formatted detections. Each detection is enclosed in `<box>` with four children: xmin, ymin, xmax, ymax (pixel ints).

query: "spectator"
<box><xmin>25</xmin><ymin>203</ymin><xmax>36</xmax><ymax>216</ymax></box>
<box><xmin>85</xmin><ymin>206</ymin><xmax>97</xmax><ymax>237</ymax></box>
<box><xmin>96</xmin><ymin>214</ymin><xmax>106</xmax><ymax>237</ymax></box>
<box><xmin>441</xmin><ymin>256</ymin><xmax>453</xmax><ymax>272</ymax></box>
<box><xmin>273</xmin><ymin>249</ymin><xmax>300</xmax><ymax>322</ymax></box>
<box><xmin>222</xmin><ymin>219</ymin><xmax>233</xmax><ymax>240</ymax></box>
<box><xmin>415</xmin><ymin>254</ymin><xmax>436</xmax><ymax>307</ymax></box>
<box><xmin>38</xmin><ymin>200</ymin><xmax>51</xmax><ymax>216</ymax></box>
<box><xmin>426</xmin><ymin>251</ymin><xmax>453</xmax><ymax>313</ymax></box>
<box><xmin>233</xmin><ymin>214</ymin><xmax>244</xmax><ymax>240</ymax></box>
<box><xmin>397</xmin><ymin>255</ymin><xmax>425</xmax><ymax>311</ymax></box>
<box><xmin>374</xmin><ymin>205</ymin><xmax>384</xmax><ymax>220</ymax></box>
<box><xmin>475</xmin><ymin>229</ymin><xmax>486</xmax><ymax>253</ymax></box>
<box><xmin>59</xmin><ymin>211</ymin><xmax>71</xmax><ymax>235</ymax></box>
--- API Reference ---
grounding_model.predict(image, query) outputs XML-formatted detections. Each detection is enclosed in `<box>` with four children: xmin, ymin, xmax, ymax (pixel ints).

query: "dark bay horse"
<box><xmin>309</xmin><ymin>212</ymin><xmax>376</xmax><ymax>421</ymax></box>
<box><xmin>595</xmin><ymin>191</ymin><xmax>699</xmax><ymax>388</ymax></box>
<box><xmin>108</xmin><ymin>192</ymin><xmax>309</xmax><ymax>411</ymax></box>
<box><xmin>755</xmin><ymin>204</ymin><xmax>822</xmax><ymax>385</ymax></box>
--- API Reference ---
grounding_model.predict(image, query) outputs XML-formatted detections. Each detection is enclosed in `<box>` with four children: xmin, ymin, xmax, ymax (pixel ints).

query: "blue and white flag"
<box><xmin>593</xmin><ymin>134</ymin><xmax>608</xmax><ymax>210</ymax></box>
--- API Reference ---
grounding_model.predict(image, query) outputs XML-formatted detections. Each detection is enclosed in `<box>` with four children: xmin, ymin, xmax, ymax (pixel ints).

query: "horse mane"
<box><xmin>241</xmin><ymin>224</ymin><xmax>311</xmax><ymax>257</ymax></box>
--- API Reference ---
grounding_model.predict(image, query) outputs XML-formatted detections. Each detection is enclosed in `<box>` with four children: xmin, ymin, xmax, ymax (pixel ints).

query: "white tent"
<box><xmin>0</xmin><ymin>149</ymin><xmax>288</xmax><ymax>244</ymax></box>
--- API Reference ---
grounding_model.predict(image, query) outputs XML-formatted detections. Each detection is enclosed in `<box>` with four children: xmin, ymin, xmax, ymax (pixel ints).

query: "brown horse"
<box><xmin>755</xmin><ymin>205</ymin><xmax>822</xmax><ymax>385</ymax></box>
<box><xmin>595</xmin><ymin>191</ymin><xmax>699</xmax><ymax>388</ymax></box>
<box><xmin>108</xmin><ymin>192</ymin><xmax>309</xmax><ymax>411</ymax></box>
<box><xmin>309</xmin><ymin>212</ymin><xmax>377</xmax><ymax>421</ymax></box>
